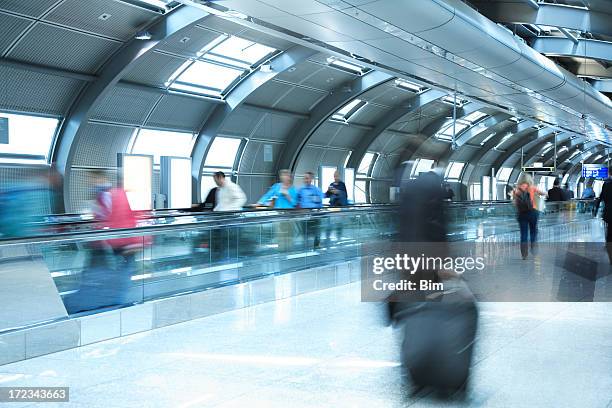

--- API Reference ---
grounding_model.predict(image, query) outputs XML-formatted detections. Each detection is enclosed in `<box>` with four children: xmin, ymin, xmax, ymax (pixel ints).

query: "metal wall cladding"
<box><xmin>71</xmin><ymin>122</ymin><xmax>135</xmax><ymax>167</ymax></box>
<box><xmin>312</xmin><ymin>125</ymin><xmax>366</xmax><ymax>149</ymax></box>
<box><xmin>67</xmin><ymin>167</ymin><xmax>117</xmax><ymax>213</ymax></box>
<box><xmin>371</xmin><ymin>155</ymin><xmax>397</xmax><ymax>179</ymax></box>
<box><xmin>370</xmin><ymin>132</ymin><xmax>414</xmax><ymax>155</ymax></box>
<box><xmin>7</xmin><ymin>23</ymin><xmax>122</xmax><ymax>74</ymax></box>
<box><xmin>220</xmin><ymin>106</ymin><xmax>266</xmax><ymax>137</ymax></box>
<box><xmin>0</xmin><ymin>0</ymin><xmax>60</xmax><ymax>18</ymax></box>
<box><xmin>370</xmin><ymin>180</ymin><xmax>392</xmax><ymax>203</ymax></box>
<box><xmin>238</xmin><ymin>141</ymin><xmax>285</xmax><ymax>174</ymax></box>
<box><xmin>44</xmin><ymin>0</ymin><xmax>159</xmax><ymax>41</ymax></box>
<box><xmin>235</xmin><ymin>174</ymin><xmax>275</xmax><ymax>203</ymax></box>
<box><xmin>0</xmin><ymin>11</ymin><xmax>33</xmax><ymax>55</ymax></box>
<box><xmin>91</xmin><ymin>84</ymin><xmax>161</xmax><ymax>125</ymax></box>
<box><xmin>294</xmin><ymin>146</ymin><xmax>349</xmax><ymax>176</ymax></box>
<box><xmin>146</xmin><ymin>94</ymin><xmax>215</xmax><ymax>132</ymax></box>
<box><xmin>299</xmin><ymin>67</ymin><xmax>356</xmax><ymax>93</ymax></box>
<box><xmin>0</xmin><ymin>65</ymin><xmax>85</xmax><ymax>115</ymax></box>
<box><xmin>250</xmin><ymin>114</ymin><xmax>299</xmax><ymax>142</ymax></box>
<box><xmin>156</xmin><ymin>25</ymin><xmax>221</xmax><ymax>58</ymax></box>
<box><xmin>197</xmin><ymin>16</ymin><xmax>244</xmax><ymax>37</ymax></box>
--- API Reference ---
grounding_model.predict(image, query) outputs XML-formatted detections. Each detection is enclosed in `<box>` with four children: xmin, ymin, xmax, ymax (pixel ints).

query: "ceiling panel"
<box><xmin>251</xmin><ymin>114</ymin><xmax>299</xmax><ymax>142</ymax></box>
<box><xmin>274</xmin><ymin>60</ymin><xmax>324</xmax><ymax>84</ymax></box>
<box><xmin>0</xmin><ymin>64</ymin><xmax>84</xmax><ymax>115</ymax></box>
<box><xmin>44</xmin><ymin>0</ymin><xmax>159</xmax><ymax>41</ymax></box>
<box><xmin>244</xmin><ymin>80</ymin><xmax>293</xmax><ymax>107</ymax></box>
<box><xmin>0</xmin><ymin>0</ymin><xmax>60</xmax><ymax>18</ymax></box>
<box><xmin>275</xmin><ymin>87</ymin><xmax>325</xmax><ymax>113</ymax></box>
<box><xmin>91</xmin><ymin>84</ymin><xmax>161</xmax><ymax>125</ymax></box>
<box><xmin>0</xmin><ymin>11</ymin><xmax>32</xmax><ymax>56</ymax></box>
<box><xmin>7</xmin><ymin>22</ymin><xmax>122</xmax><ymax>73</ymax></box>
<box><xmin>146</xmin><ymin>94</ymin><xmax>215</xmax><ymax>132</ymax></box>
<box><xmin>351</xmin><ymin>104</ymin><xmax>390</xmax><ymax>125</ymax></box>
<box><xmin>300</xmin><ymin>65</ymin><xmax>356</xmax><ymax>91</ymax></box>
<box><xmin>121</xmin><ymin>51</ymin><xmax>187</xmax><ymax>87</ymax></box>
<box><xmin>156</xmin><ymin>25</ymin><xmax>221</xmax><ymax>58</ymax></box>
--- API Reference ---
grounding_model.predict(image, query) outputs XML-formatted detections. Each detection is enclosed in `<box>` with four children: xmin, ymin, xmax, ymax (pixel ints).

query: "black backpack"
<box><xmin>515</xmin><ymin>190</ymin><xmax>533</xmax><ymax>213</ymax></box>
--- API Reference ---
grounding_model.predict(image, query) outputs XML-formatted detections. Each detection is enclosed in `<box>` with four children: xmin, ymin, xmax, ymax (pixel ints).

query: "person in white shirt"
<box><xmin>212</xmin><ymin>171</ymin><xmax>246</xmax><ymax>212</ymax></box>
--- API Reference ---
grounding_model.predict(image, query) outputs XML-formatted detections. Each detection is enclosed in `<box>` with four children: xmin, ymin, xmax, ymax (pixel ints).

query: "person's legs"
<box><xmin>529</xmin><ymin>210</ymin><xmax>538</xmax><ymax>252</ymax></box>
<box><xmin>518</xmin><ymin>214</ymin><xmax>529</xmax><ymax>259</ymax></box>
<box><xmin>605</xmin><ymin>222</ymin><xmax>612</xmax><ymax>263</ymax></box>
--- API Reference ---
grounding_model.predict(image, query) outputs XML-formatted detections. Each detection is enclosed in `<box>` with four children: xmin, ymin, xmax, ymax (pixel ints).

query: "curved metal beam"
<box><xmin>345</xmin><ymin>89</ymin><xmax>446</xmax><ymax>169</ymax></box>
<box><xmin>437</xmin><ymin>112</ymin><xmax>513</xmax><ymax>170</ymax></box>
<box><xmin>277</xmin><ymin>70</ymin><xmax>394</xmax><ymax>172</ymax></box>
<box><xmin>52</xmin><ymin>6</ymin><xmax>209</xmax><ymax>211</ymax></box>
<box><xmin>532</xmin><ymin>37</ymin><xmax>612</xmax><ymax>63</ymax></box>
<box><xmin>487</xmin><ymin>128</ymin><xmax>556</xmax><ymax>183</ymax></box>
<box><xmin>463</xmin><ymin>121</ymin><xmax>539</xmax><ymax>187</ymax></box>
<box><xmin>473</xmin><ymin>2</ymin><xmax>612</xmax><ymax>37</ymax></box>
<box><xmin>395</xmin><ymin>103</ymin><xmax>485</xmax><ymax>166</ymax></box>
<box><xmin>451</xmin><ymin>121</ymin><xmax>526</xmax><ymax>190</ymax></box>
<box><xmin>541</xmin><ymin>135</ymin><xmax>588</xmax><ymax>166</ymax></box>
<box><xmin>190</xmin><ymin>46</ymin><xmax>317</xmax><ymax>201</ymax></box>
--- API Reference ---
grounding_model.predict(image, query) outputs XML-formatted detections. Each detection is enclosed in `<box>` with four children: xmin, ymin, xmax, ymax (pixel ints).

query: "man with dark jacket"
<box><xmin>562</xmin><ymin>183</ymin><xmax>574</xmax><ymax>200</ymax></box>
<box><xmin>547</xmin><ymin>178</ymin><xmax>566</xmax><ymax>201</ymax></box>
<box><xmin>595</xmin><ymin>178</ymin><xmax>612</xmax><ymax>262</ymax></box>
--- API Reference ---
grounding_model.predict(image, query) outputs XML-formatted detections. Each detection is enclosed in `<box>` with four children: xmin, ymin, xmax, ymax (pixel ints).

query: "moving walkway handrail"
<box><xmin>0</xmin><ymin>205</ymin><xmax>399</xmax><ymax>247</ymax></box>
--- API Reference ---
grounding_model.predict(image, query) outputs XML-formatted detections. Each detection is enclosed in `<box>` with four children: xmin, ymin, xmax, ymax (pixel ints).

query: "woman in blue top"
<box><xmin>258</xmin><ymin>169</ymin><xmax>298</xmax><ymax>209</ymax></box>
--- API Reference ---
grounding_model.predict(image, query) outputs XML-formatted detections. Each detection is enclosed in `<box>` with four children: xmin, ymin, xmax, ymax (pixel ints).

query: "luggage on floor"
<box><xmin>394</xmin><ymin>279</ymin><xmax>478</xmax><ymax>394</ymax></box>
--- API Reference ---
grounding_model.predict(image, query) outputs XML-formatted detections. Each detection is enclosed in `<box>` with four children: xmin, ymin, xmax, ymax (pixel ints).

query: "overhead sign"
<box><xmin>0</xmin><ymin>117</ymin><xmax>8</xmax><ymax>144</ymax></box>
<box><xmin>582</xmin><ymin>163</ymin><xmax>608</xmax><ymax>179</ymax></box>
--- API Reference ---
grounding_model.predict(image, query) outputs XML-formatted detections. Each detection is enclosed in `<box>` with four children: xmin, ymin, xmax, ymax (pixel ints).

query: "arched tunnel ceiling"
<box><xmin>1</xmin><ymin>0</ymin><xmax>611</xmax><ymax>207</ymax></box>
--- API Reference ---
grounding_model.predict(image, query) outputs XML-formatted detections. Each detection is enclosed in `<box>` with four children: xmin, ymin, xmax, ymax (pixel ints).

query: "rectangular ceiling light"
<box><xmin>442</xmin><ymin>95</ymin><xmax>469</xmax><ymax>107</ymax></box>
<box><xmin>395</xmin><ymin>78</ymin><xmax>427</xmax><ymax>93</ymax></box>
<box><xmin>326</xmin><ymin>57</ymin><xmax>365</xmax><ymax>74</ymax></box>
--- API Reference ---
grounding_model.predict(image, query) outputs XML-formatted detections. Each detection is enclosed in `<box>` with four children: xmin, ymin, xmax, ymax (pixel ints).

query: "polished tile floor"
<box><xmin>2</xmin><ymin>280</ymin><xmax>612</xmax><ymax>408</ymax></box>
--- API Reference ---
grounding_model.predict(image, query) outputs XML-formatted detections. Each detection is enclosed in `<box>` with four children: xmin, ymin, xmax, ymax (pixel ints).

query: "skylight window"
<box><xmin>436</xmin><ymin>119</ymin><xmax>470</xmax><ymax>142</ymax></box>
<box><xmin>171</xmin><ymin>61</ymin><xmax>243</xmax><ymax>97</ymax></box>
<box><xmin>445</xmin><ymin>161</ymin><xmax>465</xmax><ymax>180</ymax></box>
<box><xmin>327</xmin><ymin>57</ymin><xmax>366</xmax><ymax>74</ymax></box>
<box><xmin>463</xmin><ymin>111</ymin><xmax>487</xmax><ymax>123</ymax></box>
<box><xmin>497</xmin><ymin>167</ymin><xmax>513</xmax><ymax>182</ymax></box>
<box><xmin>332</xmin><ymin>99</ymin><xmax>366</xmax><ymax>122</ymax></box>
<box><xmin>204</xmin><ymin>137</ymin><xmax>242</xmax><ymax>168</ymax></box>
<box><xmin>167</xmin><ymin>35</ymin><xmax>277</xmax><ymax>98</ymax></box>
<box><xmin>411</xmin><ymin>158</ymin><xmax>435</xmax><ymax>178</ymax></box>
<box><xmin>395</xmin><ymin>78</ymin><xmax>427</xmax><ymax>93</ymax></box>
<box><xmin>0</xmin><ymin>112</ymin><xmax>59</xmax><ymax>164</ymax></box>
<box><xmin>131</xmin><ymin>129</ymin><xmax>195</xmax><ymax>164</ymax></box>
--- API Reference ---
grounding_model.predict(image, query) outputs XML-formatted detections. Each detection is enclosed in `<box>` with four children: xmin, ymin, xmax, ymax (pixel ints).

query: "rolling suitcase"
<box><xmin>396</xmin><ymin>279</ymin><xmax>478</xmax><ymax>395</ymax></box>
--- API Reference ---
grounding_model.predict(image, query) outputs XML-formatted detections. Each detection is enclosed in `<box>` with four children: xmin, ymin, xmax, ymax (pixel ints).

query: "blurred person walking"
<box><xmin>325</xmin><ymin>170</ymin><xmax>348</xmax><ymax>243</ymax></box>
<box><xmin>547</xmin><ymin>178</ymin><xmax>566</xmax><ymax>202</ymax></box>
<box><xmin>258</xmin><ymin>170</ymin><xmax>298</xmax><ymax>251</ymax></box>
<box><xmin>69</xmin><ymin>170</ymin><xmax>145</xmax><ymax>313</ymax></box>
<box><xmin>213</xmin><ymin>171</ymin><xmax>246</xmax><ymax>212</ymax></box>
<box><xmin>595</xmin><ymin>177</ymin><xmax>612</xmax><ymax>262</ymax></box>
<box><xmin>513</xmin><ymin>172</ymin><xmax>546</xmax><ymax>260</ymax></box>
<box><xmin>387</xmin><ymin>171</ymin><xmax>478</xmax><ymax>398</ymax></box>
<box><xmin>297</xmin><ymin>171</ymin><xmax>324</xmax><ymax>248</ymax></box>
<box><xmin>257</xmin><ymin>169</ymin><xmax>297</xmax><ymax>209</ymax></box>
<box><xmin>562</xmin><ymin>183</ymin><xmax>574</xmax><ymax>200</ymax></box>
